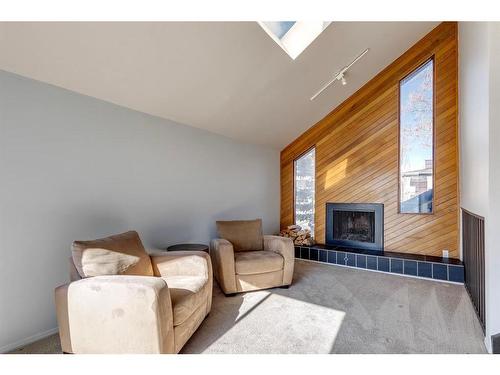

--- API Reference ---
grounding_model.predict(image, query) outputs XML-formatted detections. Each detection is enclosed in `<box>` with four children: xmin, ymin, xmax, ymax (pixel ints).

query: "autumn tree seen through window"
<box><xmin>399</xmin><ymin>59</ymin><xmax>434</xmax><ymax>214</ymax></box>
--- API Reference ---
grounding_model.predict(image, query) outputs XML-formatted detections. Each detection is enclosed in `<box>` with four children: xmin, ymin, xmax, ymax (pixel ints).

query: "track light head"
<box><xmin>337</xmin><ymin>73</ymin><xmax>347</xmax><ymax>86</ymax></box>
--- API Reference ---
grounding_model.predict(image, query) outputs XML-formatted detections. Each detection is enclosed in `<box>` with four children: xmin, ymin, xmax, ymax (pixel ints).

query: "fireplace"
<box><xmin>326</xmin><ymin>203</ymin><xmax>384</xmax><ymax>252</ymax></box>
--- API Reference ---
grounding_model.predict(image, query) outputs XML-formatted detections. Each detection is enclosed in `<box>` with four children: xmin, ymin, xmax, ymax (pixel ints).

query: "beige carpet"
<box><xmin>10</xmin><ymin>260</ymin><xmax>486</xmax><ymax>354</ymax></box>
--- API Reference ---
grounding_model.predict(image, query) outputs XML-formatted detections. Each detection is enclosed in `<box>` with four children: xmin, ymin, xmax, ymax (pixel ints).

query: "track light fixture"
<box><xmin>310</xmin><ymin>48</ymin><xmax>369</xmax><ymax>101</ymax></box>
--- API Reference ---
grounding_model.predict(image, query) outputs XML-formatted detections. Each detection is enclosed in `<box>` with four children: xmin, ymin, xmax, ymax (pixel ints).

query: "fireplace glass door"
<box><xmin>326</xmin><ymin>203</ymin><xmax>384</xmax><ymax>251</ymax></box>
<box><xmin>332</xmin><ymin>210</ymin><xmax>375</xmax><ymax>243</ymax></box>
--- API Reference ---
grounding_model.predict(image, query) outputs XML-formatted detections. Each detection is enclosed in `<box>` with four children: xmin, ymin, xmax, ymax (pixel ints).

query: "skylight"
<box><xmin>258</xmin><ymin>21</ymin><xmax>331</xmax><ymax>60</ymax></box>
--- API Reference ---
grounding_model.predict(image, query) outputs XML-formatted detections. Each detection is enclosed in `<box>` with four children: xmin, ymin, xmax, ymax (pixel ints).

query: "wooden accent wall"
<box><xmin>280</xmin><ymin>22</ymin><xmax>459</xmax><ymax>258</ymax></box>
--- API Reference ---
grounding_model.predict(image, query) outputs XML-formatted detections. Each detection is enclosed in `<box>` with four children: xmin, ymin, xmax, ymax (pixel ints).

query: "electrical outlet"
<box><xmin>442</xmin><ymin>249</ymin><xmax>449</xmax><ymax>258</ymax></box>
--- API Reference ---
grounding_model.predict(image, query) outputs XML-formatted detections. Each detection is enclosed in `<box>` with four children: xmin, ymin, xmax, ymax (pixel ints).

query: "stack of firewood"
<box><xmin>278</xmin><ymin>225</ymin><xmax>315</xmax><ymax>246</ymax></box>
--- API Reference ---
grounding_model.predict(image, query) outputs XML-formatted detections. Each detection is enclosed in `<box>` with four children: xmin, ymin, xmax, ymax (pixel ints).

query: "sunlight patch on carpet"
<box><xmin>206</xmin><ymin>292</ymin><xmax>345</xmax><ymax>354</ymax></box>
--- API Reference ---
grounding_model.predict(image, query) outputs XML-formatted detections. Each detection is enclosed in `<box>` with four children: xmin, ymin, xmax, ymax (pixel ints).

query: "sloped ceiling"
<box><xmin>0</xmin><ymin>22</ymin><xmax>439</xmax><ymax>149</ymax></box>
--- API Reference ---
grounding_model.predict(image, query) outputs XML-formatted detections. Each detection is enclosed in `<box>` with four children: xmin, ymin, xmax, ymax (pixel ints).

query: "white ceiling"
<box><xmin>0</xmin><ymin>22</ymin><xmax>439</xmax><ymax>149</ymax></box>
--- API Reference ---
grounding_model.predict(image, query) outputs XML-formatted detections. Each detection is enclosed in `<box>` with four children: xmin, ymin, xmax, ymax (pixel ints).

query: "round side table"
<box><xmin>166</xmin><ymin>243</ymin><xmax>209</xmax><ymax>253</ymax></box>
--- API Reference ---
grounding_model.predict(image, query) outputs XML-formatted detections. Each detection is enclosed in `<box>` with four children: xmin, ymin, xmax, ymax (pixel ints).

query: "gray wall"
<box><xmin>458</xmin><ymin>22</ymin><xmax>500</xmax><ymax>353</ymax></box>
<box><xmin>0</xmin><ymin>70</ymin><xmax>280</xmax><ymax>352</ymax></box>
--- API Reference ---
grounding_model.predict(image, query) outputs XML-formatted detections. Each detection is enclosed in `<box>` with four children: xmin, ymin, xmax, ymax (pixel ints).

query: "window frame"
<box><xmin>397</xmin><ymin>56</ymin><xmax>436</xmax><ymax>215</ymax></box>
<box><xmin>293</xmin><ymin>146</ymin><xmax>316</xmax><ymax>234</ymax></box>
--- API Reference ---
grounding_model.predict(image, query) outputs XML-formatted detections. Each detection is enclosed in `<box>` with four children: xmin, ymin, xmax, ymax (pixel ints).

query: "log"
<box><xmin>277</xmin><ymin>227</ymin><xmax>314</xmax><ymax>246</ymax></box>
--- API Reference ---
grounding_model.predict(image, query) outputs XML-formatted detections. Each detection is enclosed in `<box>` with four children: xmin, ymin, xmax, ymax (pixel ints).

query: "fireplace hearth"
<box><xmin>326</xmin><ymin>203</ymin><xmax>383</xmax><ymax>252</ymax></box>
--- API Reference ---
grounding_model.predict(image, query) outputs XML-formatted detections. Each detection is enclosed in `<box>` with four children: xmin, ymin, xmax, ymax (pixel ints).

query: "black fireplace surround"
<box><xmin>326</xmin><ymin>203</ymin><xmax>384</xmax><ymax>252</ymax></box>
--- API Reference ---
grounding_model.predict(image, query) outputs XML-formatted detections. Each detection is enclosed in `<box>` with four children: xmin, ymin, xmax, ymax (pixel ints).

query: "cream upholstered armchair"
<box><xmin>54</xmin><ymin>231</ymin><xmax>212</xmax><ymax>354</ymax></box>
<box><xmin>210</xmin><ymin>219</ymin><xmax>294</xmax><ymax>295</ymax></box>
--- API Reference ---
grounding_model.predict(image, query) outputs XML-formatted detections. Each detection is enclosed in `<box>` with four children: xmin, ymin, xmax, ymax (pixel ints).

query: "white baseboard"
<box><xmin>0</xmin><ymin>327</ymin><xmax>59</xmax><ymax>354</ymax></box>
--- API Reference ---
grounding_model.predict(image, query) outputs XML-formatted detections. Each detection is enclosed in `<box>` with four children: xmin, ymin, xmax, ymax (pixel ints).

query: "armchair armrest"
<box><xmin>263</xmin><ymin>235</ymin><xmax>294</xmax><ymax>285</ymax></box>
<box><xmin>209</xmin><ymin>239</ymin><xmax>237</xmax><ymax>294</ymax></box>
<box><xmin>55</xmin><ymin>276</ymin><xmax>175</xmax><ymax>353</ymax></box>
<box><xmin>150</xmin><ymin>251</ymin><xmax>213</xmax><ymax>314</ymax></box>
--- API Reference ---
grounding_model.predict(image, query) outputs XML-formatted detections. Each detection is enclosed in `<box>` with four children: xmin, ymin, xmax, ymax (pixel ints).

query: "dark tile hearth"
<box><xmin>346</xmin><ymin>253</ymin><xmax>356</xmax><ymax>267</ymax></box>
<box><xmin>448</xmin><ymin>265</ymin><xmax>465</xmax><ymax>283</ymax></box>
<box><xmin>310</xmin><ymin>248</ymin><xmax>319</xmax><ymax>261</ymax></box>
<box><xmin>356</xmin><ymin>254</ymin><xmax>367</xmax><ymax>269</ymax></box>
<box><xmin>417</xmin><ymin>262</ymin><xmax>432</xmax><ymax>278</ymax></box>
<box><xmin>300</xmin><ymin>247</ymin><xmax>309</xmax><ymax>260</ymax></box>
<box><xmin>294</xmin><ymin>244</ymin><xmax>464</xmax><ymax>284</ymax></box>
<box><xmin>367</xmin><ymin>255</ymin><xmax>377</xmax><ymax>270</ymax></box>
<box><xmin>403</xmin><ymin>260</ymin><xmax>418</xmax><ymax>276</ymax></box>
<box><xmin>432</xmin><ymin>264</ymin><xmax>448</xmax><ymax>280</ymax></box>
<box><xmin>378</xmin><ymin>257</ymin><xmax>390</xmax><ymax>272</ymax></box>
<box><xmin>390</xmin><ymin>258</ymin><xmax>404</xmax><ymax>274</ymax></box>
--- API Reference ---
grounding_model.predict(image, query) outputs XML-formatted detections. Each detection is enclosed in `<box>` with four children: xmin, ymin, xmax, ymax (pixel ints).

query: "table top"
<box><xmin>166</xmin><ymin>243</ymin><xmax>209</xmax><ymax>252</ymax></box>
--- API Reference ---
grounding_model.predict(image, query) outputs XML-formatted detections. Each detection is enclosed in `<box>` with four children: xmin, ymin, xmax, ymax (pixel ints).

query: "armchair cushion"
<box><xmin>151</xmin><ymin>251</ymin><xmax>213</xmax><ymax>326</ymax></box>
<box><xmin>164</xmin><ymin>275</ymin><xmax>208</xmax><ymax>326</ymax></box>
<box><xmin>71</xmin><ymin>230</ymin><xmax>153</xmax><ymax>278</ymax></box>
<box><xmin>216</xmin><ymin>219</ymin><xmax>263</xmax><ymax>251</ymax></box>
<box><xmin>234</xmin><ymin>251</ymin><xmax>284</xmax><ymax>275</ymax></box>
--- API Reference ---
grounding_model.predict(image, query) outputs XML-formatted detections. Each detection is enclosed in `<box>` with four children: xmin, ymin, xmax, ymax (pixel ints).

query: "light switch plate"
<box><xmin>442</xmin><ymin>249</ymin><xmax>449</xmax><ymax>258</ymax></box>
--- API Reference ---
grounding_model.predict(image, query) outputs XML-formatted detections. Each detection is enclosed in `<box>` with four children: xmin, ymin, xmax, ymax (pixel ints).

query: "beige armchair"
<box><xmin>55</xmin><ymin>231</ymin><xmax>212</xmax><ymax>354</ymax></box>
<box><xmin>210</xmin><ymin>219</ymin><xmax>294</xmax><ymax>295</ymax></box>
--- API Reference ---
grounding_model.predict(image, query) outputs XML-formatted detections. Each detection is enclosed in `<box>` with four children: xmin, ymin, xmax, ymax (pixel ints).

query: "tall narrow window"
<box><xmin>294</xmin><ymin>148</ymin><xmax>315</xmax><ymax>234</ymax></box>
<box><xmin>399</xmin><ymin>59</ymin><xmax>434</xmax><ymax>214</ymax></box>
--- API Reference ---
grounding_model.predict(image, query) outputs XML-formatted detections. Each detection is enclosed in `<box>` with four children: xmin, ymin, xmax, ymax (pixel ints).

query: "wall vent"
<box><xmin>462</xmin><ymin>208</ymin><xmax>486</xmax><ymax>332</ymax></box>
